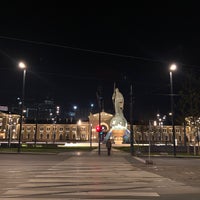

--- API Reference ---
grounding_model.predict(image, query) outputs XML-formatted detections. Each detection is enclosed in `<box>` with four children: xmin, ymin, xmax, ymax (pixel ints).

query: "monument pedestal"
<box><xmin>111</xmin><ymin>129</ymin><xmax>125</xmax><ymax>144</ymax></box>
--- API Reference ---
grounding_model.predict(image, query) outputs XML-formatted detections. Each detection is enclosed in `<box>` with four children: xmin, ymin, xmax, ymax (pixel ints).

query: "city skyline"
<box><xmin>1</xmin><ymin>7</ymin><xmax>200</xmax><ymax>121</ymax></box>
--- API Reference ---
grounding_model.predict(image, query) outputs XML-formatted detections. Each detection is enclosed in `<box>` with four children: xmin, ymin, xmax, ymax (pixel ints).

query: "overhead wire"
<box><xmin>1</xmin><ymin>35</ymin><xmax>200</xmax><ymax>70</ymax></box>
<box><xmin>1</xmin><ymin>35</ymin><xmax>200</xmax><ymax>77</ymax></box>
<box><xmin>0</xmin><ymin>35</ymin><xmax>180</xmax><ymax>65</ymax></box>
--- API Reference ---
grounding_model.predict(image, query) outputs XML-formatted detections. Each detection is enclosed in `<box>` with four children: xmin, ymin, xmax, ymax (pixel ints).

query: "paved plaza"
<box><xmin>0</xmin><ymin>146</ymin><xmax>200</xmax><ymax>199</ymax></box>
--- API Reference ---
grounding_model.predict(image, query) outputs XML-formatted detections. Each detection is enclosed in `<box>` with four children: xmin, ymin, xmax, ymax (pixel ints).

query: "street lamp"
<box><xmin>96</xmin><ymin>88</ymin><xmax>103</xmax><ymax>155</ymax></box>
<box><xmin>156</xmin><ymin>113</ymin><xmax>166</xmax><ymax>143</ymax></box>
<box><xmin>7</xmin><ymin>114</ymin><xmax>13</xmax><ymax>148</ymax></box>
<box><xmin>169</xmin><ymin>63</ymin><xmax>177</xmax><ymax>157</ymax></box>
<box><xmin>147</xmin><ymin>120</ymin><xmax>155</xmax><ymax>164</ymax></box>
<box><xmin>90</xmin><ymin>103</ymin><xmax>94</xmax><ymax>113</ymax></box>
<box><xmin>18</xmin><ymin>61</ymin><xmax>26</xmax><ymax>153</ymax></box>
<box><xmin>73</xmin><ymin>105</ymin><xmax>77</xmax><ymax>121</ymax></box>
<box><xmin>130</xmin><ymin>84</ymin><xmax>134</xmax><ymax>155</ymax></box>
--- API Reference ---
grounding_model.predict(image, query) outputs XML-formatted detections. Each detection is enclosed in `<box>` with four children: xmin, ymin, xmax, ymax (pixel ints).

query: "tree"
<box><xmin>177</xmin><ymin>70</ymin><xmax>200</xmax><ymax>147</ymax></box>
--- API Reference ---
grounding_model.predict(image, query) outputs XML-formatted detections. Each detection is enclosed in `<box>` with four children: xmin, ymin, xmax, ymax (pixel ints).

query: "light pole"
<box><xmin>96</xmin><ymin>87</ymin><xmax>103</xmax><ymax>156</ymax></box>
<box><xmin>130</xmin><ymin>84</ymin><xmax>134</xmax><ymax>156</ymax></box>
<box><xmin>7</xmin><ymin>114</ymin><xmax>12</xmax><ymax>148</ymax></box>
<box><xmin>98</xmin><ymin>103</ymin><xmax>102</xmax><ymax>155</ymax></box>
<box><xmin>73</xmin><ymin>105</ymin><xmax>77</xmax><ymax>121</ymax></box>
<box><xmin>147</xmin><ymin>120</ymin><xmax>155</xmax><ymax>164</ymax></box>
<box><xmin>90</xmin><ymin>103</ymin><xmax>94</xmax><ymax>113</ymax></box>
<box><xmin>18</xmin><ymin>62</ymin><xmax>26</xmax><ymax>153</ymax></box>
<box><xmin>89</xmin><ymin>113</ymin><xmax>93</xmax><ymax>149</ymax></box>
<box><xmin>169</xmin><ymin>64</ymin><xmax>177</xmax><ymax>157</ymax></box>
<box><xmin>90</xmin><ymin>123</ymin><xmax>93</xmax><ymax>148</ymax></box>
<box><xmin>156</xmin><ymin>113</ymin><xmax>166</xmax><ymax>143</ymax></box>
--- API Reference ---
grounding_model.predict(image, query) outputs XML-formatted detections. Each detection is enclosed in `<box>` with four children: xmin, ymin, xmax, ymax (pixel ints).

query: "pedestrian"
<box><xmin>106</xmin><ymin>138</ymin><xmax>112</xmax><ymax>156</ymax></box>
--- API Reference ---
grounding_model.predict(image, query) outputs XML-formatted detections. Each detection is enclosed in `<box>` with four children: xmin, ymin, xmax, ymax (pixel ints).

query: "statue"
<box><xmin>110</xmin><ymin>86</ymin><xmax>127</xmax><ymax>128</ymax></box>
<box><xmin>112</xmin><ymin>88</ymin><xmax>124</xmax><ymax>115</ymax></box>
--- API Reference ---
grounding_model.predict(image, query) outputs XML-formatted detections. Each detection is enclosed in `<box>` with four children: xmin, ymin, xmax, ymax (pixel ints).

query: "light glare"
<box><xmin>170</xmin><ymin>64</ymin><xmax>177</xmax><ymax>71</ymax></box>
<box><xmin>18</xmin><ymin>62</ymin><xmax>26</xmax><ymax>69</ymax></box>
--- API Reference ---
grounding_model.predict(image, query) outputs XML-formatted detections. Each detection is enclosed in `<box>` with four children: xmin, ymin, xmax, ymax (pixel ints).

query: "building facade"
<box><xmin>0</xmin><ymin>111</ymin><xmax>198</xmax><ymax>146</ymax></box>
<box><xmin>0</xmin><ymin>112</ymin><xmax>19</xmax><ymax>142</ymax></box>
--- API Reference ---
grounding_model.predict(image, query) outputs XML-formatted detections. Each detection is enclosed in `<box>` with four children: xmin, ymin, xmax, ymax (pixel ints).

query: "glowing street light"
<box><xmin>170</xmin><ymin>64</ymin><xmax>177</xmax><ymax>71</ymax></box>
<box><xmin>18</xmin><ymin>61</ymin><xmax>26</xmax><ymax>153</ymax></box>
<box><xmin>19</xmin><ymin>62</ymin><xmax>26</xmax><ymax>69</ymax></box>
<box><xmin>169</xmin><ymin>63</ymin><xmax>177</xmax><ymax>157</ymax></box>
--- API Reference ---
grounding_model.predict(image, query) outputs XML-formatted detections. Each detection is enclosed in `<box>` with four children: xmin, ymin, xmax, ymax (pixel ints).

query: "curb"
<box><xmin>133</xmin><ymin>156</ymin><xmax>146</xmax><ymax>163</ymax></box>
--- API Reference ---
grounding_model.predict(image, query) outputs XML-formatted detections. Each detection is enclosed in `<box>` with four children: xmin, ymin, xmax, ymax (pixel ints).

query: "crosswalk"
<box><xmin>0</xmin><ymin>153</ymin><xmax>161</xmax><ymax>199</ymax></box>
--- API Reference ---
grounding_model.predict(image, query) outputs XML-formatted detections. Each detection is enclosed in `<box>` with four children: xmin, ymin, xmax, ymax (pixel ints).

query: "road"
<box><xmin>0</xmin><ymin>150</ymin><xmax>200</xmax><ymax>199</ymax></box>
<box><xmin>131</xmin><ymin>156</ymin><xmax>200</xmax><ymax>187</ymax></box>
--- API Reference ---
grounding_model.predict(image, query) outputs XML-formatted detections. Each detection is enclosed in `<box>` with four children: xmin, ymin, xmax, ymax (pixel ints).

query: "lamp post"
<box><xmin>130</xmin><ymin>84</ymin><xmax>134</xmax><ymax>156</ymax></box>
<box><xmin>89</xmin><ymin>112</ymin><xmax>93</xmax><ymax>149</ymax></box>
<box><xmin>18</xmin><ymin>62</ymin><xmax>26</xmax><ymax>153</ymax></box>
<box><xmin>7</xmin><ymin>114</ymin><xmax>12</xmax><ymax>148</ymax></box>
<box><xmin>98</xmin><ymin>105</ymin><xmax>101</xmax><ymax>155</ymax></box>
<box><xmin>89</xmin><ymin>104</ymin><xmax>94</xmax><ymax>149</ymax></box>
<box><xmin>156</xmin><ymin>113</ymin><xmax>166</xmax><ymax>143</ymax></box>
<box><xmin>169</xmin><ymin>64</ymin><xmax>177</xmax><ymax>157</ymax></box>
<box><xmin>73</xmin><ymin>105</ymin><xmax>77</xmax><ymax>122</ymax></box>
<box><xmin>96</xmin><ymin>87</ymin><xmax>103</xmax><ymax>156</ymax></box>
<box><xmin>147</xmin><ymin>120</ymin><xmax>156</xmax><ymax>164</ymax></box>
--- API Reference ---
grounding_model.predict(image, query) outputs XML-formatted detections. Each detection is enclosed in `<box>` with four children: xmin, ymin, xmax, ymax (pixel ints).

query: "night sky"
<box><xmin>1</xmin><ymin>5</ymin><xmax>200</xmax><ymax>121</ymax></box>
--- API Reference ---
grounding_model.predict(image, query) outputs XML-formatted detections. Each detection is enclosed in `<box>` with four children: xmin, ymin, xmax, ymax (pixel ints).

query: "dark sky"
<box><xmin>1</xmin><ymin>5</ymin><xmax>200</xmax><ymax>120</ymax></box>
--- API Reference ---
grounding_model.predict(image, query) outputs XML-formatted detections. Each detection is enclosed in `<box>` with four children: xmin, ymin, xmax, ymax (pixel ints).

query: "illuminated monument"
<box><xmin>106</xmin><ymin>86</ymin><xmax>130</xmax><ymax>144</ymax></box>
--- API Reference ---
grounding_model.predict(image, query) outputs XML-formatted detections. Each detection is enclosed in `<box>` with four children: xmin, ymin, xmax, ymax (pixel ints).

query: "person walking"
<box><xmin>106</xmin><ymin>138</ymin><xmax>112</xmax><ymax>156</ymax></box>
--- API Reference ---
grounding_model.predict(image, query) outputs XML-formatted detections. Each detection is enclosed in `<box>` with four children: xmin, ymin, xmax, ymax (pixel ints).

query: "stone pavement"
<box><xmin>0</xmin><ymin>145</ymin><xmax>200</xmax><ymax>199</ymax></box>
